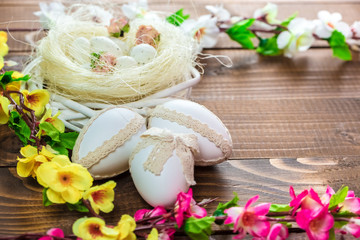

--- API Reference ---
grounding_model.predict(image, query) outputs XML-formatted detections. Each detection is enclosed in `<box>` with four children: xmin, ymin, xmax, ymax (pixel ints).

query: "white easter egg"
<box><xmin>110</xmin><ymin>37</ymin><xmax>129</xmax><ymax>54</ymax></box>
<box><xmin>130</xmin><ymin>44</ymin><xmax>157</xmax><ymax>65</ymax></box>
<box><xmin>149</xmin><ymin>99</ymin><xmax>233</xmax><ymax>166</ymax></box>
<box><xmin>115</xmin><ymin>56</ymin><xmax>138</xmax><ymax>69</ymax></box>
<box><xmin>70</xmin><ymin>37</ymin><xmax>91</xmax><ymax>64</ymax></box>
<box><xmin>72</xmin><ymin>107</ymin><xmax>146</xmax><ymax>179</ymax></box>
<box><xmin>129</xmin><ymin>128</ymin><xmax>198</xmax><ymax>208</ymax></box>
<box><xmin>90</xmin><ymin>36</ymin><xmax>123</xmax><ymax>56</ymax></box>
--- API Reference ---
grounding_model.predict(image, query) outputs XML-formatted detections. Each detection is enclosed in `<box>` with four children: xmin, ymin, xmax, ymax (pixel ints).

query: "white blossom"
<box><xmin>351</xmin><ymin>21</ymin><xmax>360</xmax><ymax>38</ymax></box>
<box><xmin>205</xmin><ymin>5</ymin><xmax>230</xmax><ymax>22</ymax></box>
<box><xmin>181</xmin><ymin>15</ymin><xmax>220</xmax><ymax>50</ymax></box>
<box><xmin>253</xmin><ymin>3</ymin><xmax>279</xmax><ymax>24</ymax></box>
<box><xmin>33</xmin><ymin>2</ymin><xmax>66</xmax><ymax>29</ymax></box>
<box><xmin>314</xmin><ymin>10</ymin><xmax>351</xmax><ymax>39</ymax></box>
<box><xmin>277</xmin><ymin>18</ymin><xmax>314</xmax><ymax>58</ymax></box>
<box><xmin>121</xmin><ymin>0</ymin><xmax>148</xmax><ymax>20</ymax></box>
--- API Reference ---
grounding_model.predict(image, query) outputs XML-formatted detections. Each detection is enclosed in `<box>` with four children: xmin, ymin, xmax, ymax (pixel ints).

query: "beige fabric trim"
<box><xmin>149</xmin><ymin>105</ymin><xmax>232</xmax><ymax>160</ymax></box>
<box><xmin>72</xmin><ymin>107</ymin><xmax>145</xmax><ymax>169</ymax></box>
<box><xmin>129</xmin><ymin>128</ymin><xmax>198</xmax><ymax>185</ymax></box>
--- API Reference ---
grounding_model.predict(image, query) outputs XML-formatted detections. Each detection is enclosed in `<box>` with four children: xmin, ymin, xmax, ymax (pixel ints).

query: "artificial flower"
<box><xmin>351</xmin><ymin>21</ymin><xmax>360</xmax><ymax>38</ymax></box>
<box><xmin>134</xmin><ymin>206</ymin><xmax>167</xmax><ymax>223</ymax></box>
<box><xmin>267</xmin><ymin>223</ymin><xmax>288</xmax><ymax>240</ymax></box>
<box><xmin>38</xmin><ymin>108</ymin><xmax>65</xmax><ymax>135</ymax></box>
<box><xmin>0</xmin><ymin>96</ymin><xmax>10</xmax><ymax>124</ymax></box>
<box><xmin>253</xmin><ymin>3</ymin><xmax>280</xmax><ymax>24</ymax></box>
<box><xmin>108</xmin><ymin>18</ymin><xmax>130</xmax><ymax>38</ymax></box>
<box><xmin>0</xmin><ymin>31</ymin><xmax>9</xmax><ymax>70</ymax></box>
<box><xmin>342</xmin><ymin>217</ymin><xmax>360</xmax><ymax>238</ymax></box>
<box><xmin>296</xmin><ymin>205</ymin><xmax>334</xmax><ymax>240</ymax></box>
<box><xmin>91</xmin><ymin>53</ymin><xmax>117</xmax><ymax>73</ymax></box>
<box><xmin>38</xmin><ymin>228</ymin><xmax>64</xmax><ymax>240</ymax></box>
<box><xmin>147</xmin><ymin>228</ymin><xmax>158</xmax><ymax>240</ymax></box>
<box><xmin>114</xmin><ymin>214</ymin><xmax>136</xmax><ymax>240</ymax></box>
<box><xmin>289</xmin><ymin>186</ymin><xmax>323</xmax><ymax>214</ymax></box>
<box><xmin>320</xmin><ymin>186</ymin><xmax>360</xmax><ymax>214</ymax></box>
<box><xmin>11</xmin><ymin>71</ymin><xmax>24</xmax><ymax>79</ymax></box>
<box><xmin>21</xmin><ymin>89</ymin><xmax>50</xmax><ymax>117</ymax></box>
<box><xmin>224</xmin><ymin>195</ymin><xmax>271</xmax><ymax>239</ymax></box>
<box><xmin>16</xmin><ymin>145</ymin><xmax>55</xmax><ymax>178</ymax></box>
<box><xmin>83</xmin><ymin>180</ymin><xmax>116</xmax><ymax>214</ymax></box>
<box><xmin>33</xmin><ymin>2</ymin><xmax>66</xmax><ymax>29</ymax></box>
<box><xmin>36</xmin><ymin>155</ymin><xmax>93</xmax><ymax>204</ymax></box>
<box><xmin>174</xmin><ymin>188</ymin><xmax>207</xmax><ymax>228</ymax></box>
<box><xmin>313</xmin><ymin>10</ymin><xmax>351</xmax><ymax>39</ymax></box>
<box><xmin>121</xmin><ymin>0</ymin><xmax>148</xmax><ymax>20</ymax></box>
<box><xmin>277</xmin><ymin>18</ymin><xmax>314</xmax><ymax>58</ymax></box>
<box><xmin>73</xmin><ymin>217</ymin><xmax>119</xmax><ymax>240</ymax></box>
<box><xmin>205</xmin><ymin>5</ymin><xmax>231</xmax><ymax>22</ymax></box>
<box><xmin>181</xmin><ymin>15</ymin><xmax>220</xmax><ymax>49</ymax></box>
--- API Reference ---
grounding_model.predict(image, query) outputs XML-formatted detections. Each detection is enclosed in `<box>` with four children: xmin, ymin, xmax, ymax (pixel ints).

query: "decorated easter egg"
<box><xmin>90</xmin><ymin>36</ymin><xmax>123</xmax><ymax>56</ymax></box>
<box><xmin>129</xmin><ymin>128</ymin><xmax>198</xmax><ymax>208</ymax></box>
<box><xmin>130</xmin><ymin>44</ymin><xmax>157</xmax><ymax>65</ymax></box>
<box><xmin>115</xmin><ymin>56</ymin><xmax>138</xmax><ymax>69</ymax></box>
<box><xmin>72</xmin><ymin>107</ymin><xmax>146</xmax><ymax>179</ymax></box>
<box><xmin>148</xmin><ymin>99</ymin><xmax>233</xmax><ymax>166</ymax></box>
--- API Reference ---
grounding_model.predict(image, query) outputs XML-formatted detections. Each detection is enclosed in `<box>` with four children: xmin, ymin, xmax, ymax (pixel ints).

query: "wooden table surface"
<box><xmin>1</xmin><ymin>0</ymin><xmax>360</xmax><ymax>239</ymax></box>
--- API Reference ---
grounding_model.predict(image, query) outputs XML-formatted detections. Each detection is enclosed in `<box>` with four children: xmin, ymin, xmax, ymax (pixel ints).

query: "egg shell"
<box><xmin>72</xmin><ymin>107</ymin><xmax>146</xmax><ymax>179</ymax></box>
<box><xmin>115</xmin><ymin>56</ymin><xmax>138</xmax><ymax>69</ymax></box>
<box><xmin>130</xmin><ymin>43</ymin><xmax>157</xmax><ymax>65</ymax></box>
<box><xmin>90</xmin><ymin>36</ymin><xmax>123</xmax><ymax>56</ymax></box>
<box><xmin>148</xmin><ymin>99</ymin><xmax>233</xmax><ymax>166</ymax></box>
<box><xmin>130</xmin><ymin>146</ymin><xmax>190</xmax><ymax>208</ymax></box>
<box><xmin>70</xmin><ymin>37</ymin><xmax>91</xmax><ymax>65</ymax></box>
<box><xmin>110</xmin><ymin>37</ymin><xmax>129</xmax><ymax>54</ymax></box>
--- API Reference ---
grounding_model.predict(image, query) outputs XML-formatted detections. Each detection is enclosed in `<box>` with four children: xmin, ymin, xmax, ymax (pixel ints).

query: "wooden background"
<box><xmin>0</xmin><ymin>0</ymin><xmax>360</xmax><ymax>238</ymax></box>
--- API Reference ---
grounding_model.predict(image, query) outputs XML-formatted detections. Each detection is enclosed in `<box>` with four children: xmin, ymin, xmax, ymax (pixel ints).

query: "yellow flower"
<box><xmin>0</xmin><ymin>31</ymin><xmax>9</xmax><ymax>57</ymax></box>
<box><xmin>21</xmin><ymin>89</ymin><xmax>50</xmax><ymax>117</ymax></box>
<box><xmin>73</xmin><ymin>217</ymin><xmax>119</xmax><ymax>240</ymax></box>
<box><xmin>16</xmin><ymin>145</ymin><xmax>55</xmax><ymax>178</ymax></box>
<box><xmin>0</xmin><ymin>96</ymin><xmax>10</xmax><ymax>124</ymax></box>
<box><xmin>83</xmin><ymin>181</ymin><xmax>116</xmax><ymax>214</ymax></box>
<box><xmin>11</xmin><ymin>71</ymin><xmax>24</xmax><ymax>79</ymax></box>
<box><xmin>146</xmin><ymin>228</ymin><xmax>158</xmax><ymax>240</ymax></box>
<box><xmin>38</xmin><ymin>108</ymin><xmax>65</xmax><ymax>135</ymax></box>
<box><xmin>114</xmin><ymin>215</ymin><xmax>136</xmax><ymax>240</ymax></box>
<box><xmin>36</xmin><ymin>156</ymin><xmax>93</xmax><ymax>204</ymax></box>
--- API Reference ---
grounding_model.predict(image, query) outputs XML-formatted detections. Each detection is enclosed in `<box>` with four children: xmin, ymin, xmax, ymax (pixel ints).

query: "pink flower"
<box><xmin>296</xmin><ymin>205</ymin><xmax>334</xmax><ymax>240</ymax></box>
<box><xmin>267</xmin><ymin>223</ymin><xmax>289</xmax><ymax>240</ymax></box>
<box><xmin>174</xmin><ymin>188</ymin><xmax>207</xmax><ymax>228</ymax></box>
<box><xmin>341</xmin><ymin>191</ymin><xmax>360</xmax><ymax>214</ymax></box>
<box><xmin>39</xmin><ymin>228</ymin><xmax>64</xmax><ymax>240</ymax></box>
<box><xmin>159</xmin><ymin>228</ymin><xmax>176</xmax><ymax>240</ymax></box>
<box><xmin>224</xmin><ymin>195</ymin><xmax>271</xmax><ymax>239</ymax></box>
<box><xmin>289</xmin><ymin>186</ymin><xmax>323</xmax><ymax>214</ymax></box>
<box><xmin>342</xmin><ymin>217</ymin><xmax>360</xmax><ymax>238</ymax></box>
<box><xmin>134</xmin><ymin>206</ymin><xmax>167</xmax><ymax>224</ymax></box>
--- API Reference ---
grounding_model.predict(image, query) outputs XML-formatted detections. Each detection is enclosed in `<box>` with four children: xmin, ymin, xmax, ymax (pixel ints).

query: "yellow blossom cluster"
<box><xmin>0</xmin><ymin>31</ymin><xmax>9</xmax><ymax>70</ymax></box>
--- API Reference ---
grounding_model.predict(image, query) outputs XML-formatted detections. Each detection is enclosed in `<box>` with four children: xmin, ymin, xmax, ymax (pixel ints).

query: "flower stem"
<box><xmin>82</xmin><ymin>199</ymin><xmax>104</xmax><ymax>220</ymax></box>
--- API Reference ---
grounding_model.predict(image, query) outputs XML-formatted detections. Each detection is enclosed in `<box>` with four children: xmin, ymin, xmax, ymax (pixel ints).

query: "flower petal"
<box><xmin>249</xmin><ymin>219</ymin><xmax>270</xmax><ymax>237</ymax></box>
<box><xmin>253</xmin><ymin>203</ymin><xmax>270</xmax><ymax>216</ymax></box>
<box><xmin>245</xmin><ymin>195</ymin><xmax>259</xmax><ymax>209</ymax></box>
<box><xmin>47</xmin><ymin>188</ymin><xmax>66</xmax><ymax>204</ymax></box>
<box><xmin>277</xmin><ymin>31</ymin><xmax>291</xmax><ymax>49</ymax></box>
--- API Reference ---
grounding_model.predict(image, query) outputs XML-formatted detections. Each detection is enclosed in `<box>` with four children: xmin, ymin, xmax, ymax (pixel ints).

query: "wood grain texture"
<box><xmin>0</xmin><ymin>156</ymin><xmax>358</xmax><ymax>235</ymax></box>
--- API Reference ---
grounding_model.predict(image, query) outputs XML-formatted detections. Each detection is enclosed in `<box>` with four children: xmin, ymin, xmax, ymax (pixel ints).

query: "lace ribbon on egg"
<box><xmin>129</xmin><ymin>128</ymin><xmax>199</xmax><ymax>185</ymax></box>
<box><xmin>73</xmin><ymin>109</ymin><xmax>145</xmax><ymax>169</ymax></box>
<box><xmin>149</xmin><ymin>105</ymin><xmax>232</xmax><ymax>163</ymax></box>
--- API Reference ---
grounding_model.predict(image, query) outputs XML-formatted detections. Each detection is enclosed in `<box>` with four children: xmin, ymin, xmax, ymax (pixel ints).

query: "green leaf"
<box><xmin>269</xmin><ymin>204</ymin><xmax>292</xmax><ymax>213</ymax></box>
<box><xmin>42</xmin><ymin>188</ymin><xmax>53</xmax><ymax>207</ymax></box>
<box><xmin>0</xmin><ymin>71</ymin><xmax>30</xmax><ymax>89</ymax></box>
<box><xmin>184</xmin><ymin>216</ymin><xmax>215</xmax><ymax>240</ymax></box>
<box><xmin>66</xmin><ymin>200</ymin><xmax>89</xmax><ymax>213</ymax></box>
<box><xmin>256</xmin><ymin>36</ymin><xmax>281</xmax><ymax>56</ymax></box>
<box><xmin>8</xmin><ymin>111</ymin><xmax>32</xmax><ymax>145</ymax></box>
<box><xmin>332</xmin><ymin>211</ymin><xmax>357</xmax><ymax>218</ymax></box>
<box><xmin>280</xmin><ymin>12</ymin><xmax>298</xmax><ymax>27</ymax></box>
<box><xmin>213</xmin><ymin>192</ymin><xmax>239</xmax><ymax>225</ymax></box>
<box><xmin>334</xmin><ymin>221</ymin><xmax>348</xmax><ymax>229</ymax></box>
<box><xmin>166</xmin><ymin>9</ymin><xmax>190</xmax><ymax>26</ymax></box>
<box><xmin>328</xmin><ymin>228</ymin><xmax>336</xmax><ymax>240</ymax></box>
<box><xmin>59</xmin><ymin>132</ymin><xmax>79</xmax><ymax>150</ymax></box>
<box><xmin>328</xmin><ymin>30</ymin><xmax>352</xmax><ymax>61</ymax></box>
<box><xmin>39</xmin><ymin>122</ymin><xmax>60</xmax><ymax>142</ymax></box>
<box><xmin>329</xmin><ymin>185</ymin><xmax>349</xmax><ymax>210</ymax></box>
<box><xmin>226</xmin><ymin>19</ymin><xmax>256</xmax><ymax>49</ymax></box>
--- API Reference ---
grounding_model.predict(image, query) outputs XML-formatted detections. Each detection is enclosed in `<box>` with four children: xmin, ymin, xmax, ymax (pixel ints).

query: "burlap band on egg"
<box><xmin>129</xmin><ymin>128</ymin><xmax>199</xmax><ymax>185</ymax></box>
<box><xmin>73</xmin><ymin>113</ymin><xmax>145</xmax><ymax>169</ymax></box>
<box><xmin>149</xmin><ymin>105</ymin><xmax>232</xmax><ymax>159</ymax></box>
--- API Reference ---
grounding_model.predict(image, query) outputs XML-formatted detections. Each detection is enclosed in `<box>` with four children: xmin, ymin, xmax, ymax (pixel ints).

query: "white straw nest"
<box><xmin>29</xmin><ymin>13</ymin><xmax>198</xmax><ymax>105</ymax></box>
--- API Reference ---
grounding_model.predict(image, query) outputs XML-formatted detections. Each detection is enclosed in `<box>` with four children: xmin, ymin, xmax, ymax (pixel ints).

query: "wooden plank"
<box><xmin>0</xmin><ymin>157</ymin><xmax>358</xmax><ymax>235</ymax></box>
